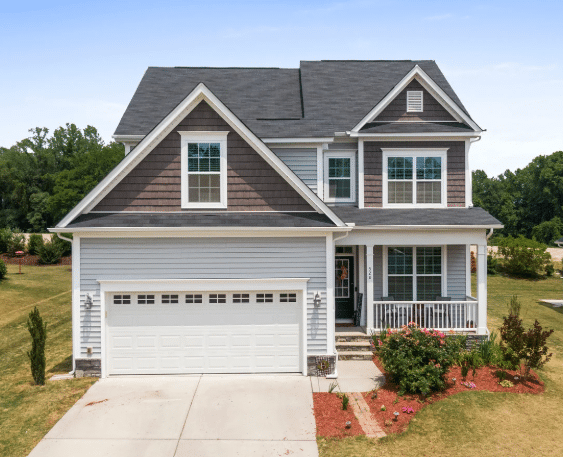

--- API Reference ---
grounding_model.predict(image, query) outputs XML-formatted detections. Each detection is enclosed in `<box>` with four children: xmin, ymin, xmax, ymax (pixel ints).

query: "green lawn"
<box><xmin>1</xmin><ymin>264</ymin><xmax>562</xmax><ymax>456</ymax></box>
<box><xmin>0</xmin><ymin>264</ymin><xmax>96</xmax><ymax>457</ymax></box>
<box><xmin>319</xmin><ymin>273</ymin><xmax>563</xmax><ymax>457</ymax></box>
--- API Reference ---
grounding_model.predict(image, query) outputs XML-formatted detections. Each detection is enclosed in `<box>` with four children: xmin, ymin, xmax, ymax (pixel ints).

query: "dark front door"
<box><xmin>335</xmin><ymin>256</ymin><xmax>355</xmax><ymax>319</ymax></box>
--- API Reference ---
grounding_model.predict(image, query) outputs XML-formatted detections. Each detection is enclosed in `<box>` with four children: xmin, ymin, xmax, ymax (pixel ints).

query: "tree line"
<box><xmin>1</xmin><ymin>124</ymin><xmax>562</xmax><ymax>244</ymax></box>
<box><xmin>473</xmin><ymin>150</ymin><xmax>563</xmax><ymax>245</ymax></box>
<box><xmin>0</xmin><ymin>125</ymin><xmax>124</xmax><ymax>232</ymax></box>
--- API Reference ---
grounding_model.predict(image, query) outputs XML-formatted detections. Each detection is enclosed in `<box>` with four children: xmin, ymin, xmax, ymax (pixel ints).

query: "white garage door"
<box><xmin>106</xmin><ymin>291</ymin><xmax>301</xmax><ymax>375</ymax></box>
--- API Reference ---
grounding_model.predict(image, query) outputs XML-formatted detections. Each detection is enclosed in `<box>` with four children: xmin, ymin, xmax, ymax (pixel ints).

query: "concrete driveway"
<box><xmin>29</xmin><ymin>375</ymin><xmax>318</xmax><ymax>457</ymax></box>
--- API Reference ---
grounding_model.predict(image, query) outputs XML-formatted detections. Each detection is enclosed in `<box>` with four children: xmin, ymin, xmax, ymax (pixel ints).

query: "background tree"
<box><xmin>0</xmin><ymin>125</ymin><xmax>124</xmax><ymax>231</ymax></box>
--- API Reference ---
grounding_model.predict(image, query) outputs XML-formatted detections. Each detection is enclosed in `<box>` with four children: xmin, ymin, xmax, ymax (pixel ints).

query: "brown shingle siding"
<box><xmin>376</xmin><ymin>80</ymin><xmax>456</xmax><ymax>122</ymax></box>
<box><xmin>363</xmin><ymin>140</ymin><xmax>465</xmax><ymax>207</ymax></box>
<box><xmin>93</xmin><ymin>101</ymin><xmax>314</xmax><ymax>212</ymax></box>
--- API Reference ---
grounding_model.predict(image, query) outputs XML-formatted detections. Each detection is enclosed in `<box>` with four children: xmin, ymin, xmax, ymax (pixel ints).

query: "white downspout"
<box><xmin>57</xmin><ymin>233</ymin><xmax>75</xmax><ymax>374</ymax></box>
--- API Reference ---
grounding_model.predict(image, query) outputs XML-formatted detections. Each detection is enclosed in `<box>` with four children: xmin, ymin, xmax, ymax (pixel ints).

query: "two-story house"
<box><xmin>51</xmin><ymin>60</ymin><xmax>502</xmax><ymax>377</ymax></box>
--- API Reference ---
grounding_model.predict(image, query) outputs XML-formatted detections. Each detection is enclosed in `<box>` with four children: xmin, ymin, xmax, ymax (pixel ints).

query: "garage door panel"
<box><xmin>107</xmin><ymin>291</ymin><xmax>302</xmax><ymax>375</ymax></box>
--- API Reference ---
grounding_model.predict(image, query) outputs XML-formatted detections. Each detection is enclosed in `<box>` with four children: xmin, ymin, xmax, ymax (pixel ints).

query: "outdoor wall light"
<box><xmin>85</xmin><ymin>293</ymin><xmax>93</xmax><ymax>310</ymax></box>
<box><xmin>314</xmin><ymin>292</ymin><xmax>321</xmax><ymax>307</ymax></box>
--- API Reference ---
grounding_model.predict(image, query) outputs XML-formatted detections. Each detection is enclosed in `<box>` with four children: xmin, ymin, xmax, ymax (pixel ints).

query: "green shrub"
<box><xmin>0</xmin><ymin>259</ymin><xmax>7</xmax><ymax>279</ymax></box>
<box><xmin>27</xmin><ymin>307</ymin><xmax>47</xmax><ymax>385</ymax></box>
<box><xmin>546</xmin><ymin>263</ymin><xmax>555</xmax><ymax>276</ymax></box>
<box><xmin>38</xmin><ymin>238</ymin><xmax>64</xmax><ymax>265</ymax></box>
<box><xmin>375</xmin><ymin>325</ymin><xmax>465</xmax><ymax>395</ymax></box>
<box><xmin>27</xmin><ymin>234</ymin><xmax>44</xmax><ymax>255</ymax></box>
<box><xmin>0</xmin><ymin>228</ymin><xmax>12</xmax><ymax>253</ymax></box>
<box><xmin>497</xmin><ymin>235</ymin><xmax>551</xmax><ymax>277</ymax></box>
<box><xmin>51</xmin><ymin>234</ymin><xmax>72</xmax><ymax>256</ymax></box>
<box><xmin>7</xmin><ymin>232</ymin><xmax>26</xmax><ymax>256</ymax></box>
<box><xmin>531</xmin><ymin>217</ymin><xmax>562</xmax><ymax>245</ymax></box>
<box><xmin>457</xmin><ymin>347</ymin><xmax>482</xmax><ymax>378</ymax></box>
<box><xmin>487</xmin><ymin>254</ymin><xmax>498</xmax><ymax>275</ymax></box>
<box><xmin>499</xmin><ymin>299</ymin><xmax>554</xmax><ymax>377</ymax></box>
<box><xmin>477</xmin><ymin>331</ymin><xmax>503</xmax><ymax>366</ymax></box>
<box><xmin>342</xmin><ymin>394</ymin><xmax>349</xmax><ymax>410</ymax></box>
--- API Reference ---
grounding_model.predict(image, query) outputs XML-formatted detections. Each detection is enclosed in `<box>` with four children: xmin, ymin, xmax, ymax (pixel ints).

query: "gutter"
<box><xmin>49</xmin><ymin>226</ymin><xmax>353</xmax><ymax>233</ymax></box>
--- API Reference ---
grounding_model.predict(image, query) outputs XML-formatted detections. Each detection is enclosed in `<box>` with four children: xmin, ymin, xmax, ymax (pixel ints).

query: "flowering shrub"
<box><xmin>375</xmin><ymin>323</ymin><xmax>465</xmax><ymax>395</ymax></box>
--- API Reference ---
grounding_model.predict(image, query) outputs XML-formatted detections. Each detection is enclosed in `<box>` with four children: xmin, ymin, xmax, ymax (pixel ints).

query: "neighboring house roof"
<box><xmin>60</xmin><ymin>212</ymin><xmax>337</xmax><ymax>230</ymax></box>
<box><xmin>114</xmin><ymin>60</ymin><xmax>477</xmax><ymax>139</ymax></box>
<box><xmin>332</xmin><ymin>207</ymin><xmax>503</xmax><ymax>228</ymax></box>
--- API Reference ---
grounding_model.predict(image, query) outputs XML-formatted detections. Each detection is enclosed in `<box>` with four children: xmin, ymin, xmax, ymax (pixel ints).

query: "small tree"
<box><xmin>27</xmin><ymin>307</ymin><xmax>47</xmax><ymax>385</ymax></box>
<box><xmin>0</xmin><ymin>228</ymin><xmax>13</xmax><ymax>253</ymax></box>
<box><xmin>0</xmin><ymin>259</ymin><xmax>7</xmax><ymax>280</ymax></box>
<box><xmin>38</xmin><ymin>238</ymin><xmax>64</xmax><ymax>265</ymax></box>
<box><xmin>27</xmin><ymin>234</ymin><xmax>44</xmax><ymax>255</ymax></box>
<box><xmin>497</xmin><ymin>235</ymin><xmax>551</xmax><ymax>277</ymax></box>
<box><xmin>7</xmin><ymin>233</ymin><xmax>26</xmax><ymax>257</ymax></box>
<box><xmin>499</xmin><ymin>296</ymin><xmax>554</xmax><ymax>377</ymax></box>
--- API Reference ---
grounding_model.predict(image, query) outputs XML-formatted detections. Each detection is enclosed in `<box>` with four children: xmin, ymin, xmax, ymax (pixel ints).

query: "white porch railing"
<box><xmin>372</xmin><ymin>298</ymin><xmax>479</xmax><ymax>332</ymax></box>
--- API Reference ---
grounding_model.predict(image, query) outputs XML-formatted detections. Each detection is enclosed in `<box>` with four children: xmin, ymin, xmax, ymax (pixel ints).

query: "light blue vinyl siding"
<box><xmin>271</xmin><ymin>148</ymin><xmax>318</xmax><ymax>194</ymax></box>
<box><xmin>447</xmin><ymin>245</ymin><xmax>467</xmax><ymax>299</ymax></box>
<box><xmin>79</xmin><ymin>237</ymin><xmax>328</xmax><ymax>358</ymax></box>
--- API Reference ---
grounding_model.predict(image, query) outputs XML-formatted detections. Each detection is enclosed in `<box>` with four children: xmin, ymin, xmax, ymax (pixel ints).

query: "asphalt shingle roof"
<box><xmin>114</xmin><ymin>60</ymin><xmax>476</xmax><ymax>139</ymax></box>
<box><xmin>331</xmin><ymin>207</ymin><xmax>503</xmax><ymax>227</ymax></box>
<box><xmin>66</xmin><ymin>212</ymin><xmax>337</xmax><ymax>229</ymax></box>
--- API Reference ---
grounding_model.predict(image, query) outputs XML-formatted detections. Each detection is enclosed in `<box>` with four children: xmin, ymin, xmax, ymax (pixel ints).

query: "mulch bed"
<box><xmin>313</xmin><ymin>393</ymin><xmax>364</xmax><ymax>438</ymax></box>
<box><xmin>0</xmin><ymin>254</ymin><xmax>71</xmax><ymax>266</ymax></box>
<box><xmin>364</xmin><ymin>355</ymin><xmax>545</xmax><ymax>435</ymax></box>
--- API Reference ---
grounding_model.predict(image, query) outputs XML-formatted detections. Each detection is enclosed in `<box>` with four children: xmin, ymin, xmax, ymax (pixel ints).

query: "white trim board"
<box><xmin>351</xmin><ymin>65</ymin><xmax>482</xmax><ymax>133</ymax></box>
<box><xmin>56</xmin><ymin>83</ymin><xmax>345</xmax><ymax>228</ymax></box>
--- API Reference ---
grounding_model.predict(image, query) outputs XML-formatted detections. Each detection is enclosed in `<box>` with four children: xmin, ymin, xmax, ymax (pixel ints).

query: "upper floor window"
<box><xmin>324</xmin><ymin>151</ymin><xmax>356</xmax><ymax>203</ymax></box>
<box><xmin>382</xmin><ymin>149</ymin><xmax>447</xmax><ymax>208</ymax></box>
<box><xmin>179</xmin><ymin>131</ymin><xmax>228</xmax><ymax>209</ymax></box>
<box><xmin>407</xmin><ymin>91</ymin><xmax>423</xmax><ymax>112</ymax></box>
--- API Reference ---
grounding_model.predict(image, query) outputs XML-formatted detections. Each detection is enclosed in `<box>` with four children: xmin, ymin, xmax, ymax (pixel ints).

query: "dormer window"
<box><xmin>407</xmin><ymin>90</ymin><xmax>423</xmax><ymax>112</ymax></box>
<box><xmin>179</xmin><ymin>131</ymin><xmax>228</xmax><ymax>209</ymax></box>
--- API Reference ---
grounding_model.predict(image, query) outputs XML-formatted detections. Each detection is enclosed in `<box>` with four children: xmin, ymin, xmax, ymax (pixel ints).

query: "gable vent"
<box><xmin>407</xmin><ymin>91</ymin><xmax>423</xmax><ymax>112</ymax></box>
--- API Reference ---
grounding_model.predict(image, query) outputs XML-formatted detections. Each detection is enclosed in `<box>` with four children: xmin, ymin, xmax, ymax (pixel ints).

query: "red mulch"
<box><xmin>363</xmin><ymin>355</ymin><xmax>545</xmax><ymax>435</ymax></box>
<box><xmin>313</xmin><ymin>393</ymin><xmax>364</xmax><ymax>438</ymax></box>
<box><xmin>0</xmin><ymin>254</ymin><xmax>71</xmax><ymax>266</ymax></box>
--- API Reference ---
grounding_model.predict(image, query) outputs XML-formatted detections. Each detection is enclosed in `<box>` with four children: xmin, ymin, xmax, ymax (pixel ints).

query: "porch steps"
<box><xmin>335</xmin><ymin>328</ymin><xmax>373</xmax><ymax>361</ymax></box>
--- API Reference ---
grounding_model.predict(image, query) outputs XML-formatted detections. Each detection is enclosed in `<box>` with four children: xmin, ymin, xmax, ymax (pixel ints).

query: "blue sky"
<box><xmin>1</xmin><ymin>0</ymin><xmax>562</xmax><ymax>176</ymax></box>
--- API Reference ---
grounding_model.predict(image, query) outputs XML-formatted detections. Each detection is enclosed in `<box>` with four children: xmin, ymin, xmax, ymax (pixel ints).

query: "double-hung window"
<box><xmin>180</xmin><ymin>131</ymin><xmax>228</xmax><ymax>208</ymax></box>
<box><xmin>386</xmin><ymin>246</ymin><xmax>445</xmax><ymax>301</ymax></box>
<box><xmin>323</xmin><ymin>151</ymin><xmax>356</xmax><ymax>203</ymax></box>
<box><xmin>382</xmin><ymin>149</ymin><xmax>447</xmax><ymax>207</ymax></box>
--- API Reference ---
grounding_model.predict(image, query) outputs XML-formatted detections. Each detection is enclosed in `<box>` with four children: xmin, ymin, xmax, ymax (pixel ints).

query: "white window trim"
<box><xmin>407</xmin><ymin>90</ymin><xmax>423</xmax><ymax>112</ymax></box>
<box><xmin>179</xmin><ymin>131</ymin><xmax>228</xmax><ymax>209</ymax></box>
<box><xmin>382</xmin><ymin>148</ymin><xmax>448</xmax><ymax>208</ymax></box>
<box><xmin>382</xmin><ymin>246</ymin><xmax>447</xmax><ymax>300</ymax></box>
<box><xmin>323</xmin><ymin>150</ymin><xmax>356</xmax><ymax>203</ymax></box>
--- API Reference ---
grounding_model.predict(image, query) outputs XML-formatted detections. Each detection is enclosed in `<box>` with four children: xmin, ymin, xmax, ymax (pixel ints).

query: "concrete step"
<box><xmin>335</xmin><ymin>332</ymin><xmax>372</xmax><ymax>343</ymax></box>
<box><xmin>335</xmin><ymin>341</ymin><xmax>373</xmax><ymax>352</ymax></box>
<box><xmin>337</xmin><ymin>351</ymin><xmax>374</xmax><ymax>361</ymax></box>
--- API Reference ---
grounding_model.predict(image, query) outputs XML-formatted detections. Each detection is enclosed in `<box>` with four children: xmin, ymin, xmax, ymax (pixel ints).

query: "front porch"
<box><xmin>332</xmin><ymin>237</ymin><xmax>489</xmax><ymax>335</ymax></box>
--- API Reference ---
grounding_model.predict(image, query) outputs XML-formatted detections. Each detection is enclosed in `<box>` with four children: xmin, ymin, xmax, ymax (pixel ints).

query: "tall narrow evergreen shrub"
<box><xmin>27</xmin><ymin>307</ymin><xmax>47</xmax><ymax>385</ymax></box>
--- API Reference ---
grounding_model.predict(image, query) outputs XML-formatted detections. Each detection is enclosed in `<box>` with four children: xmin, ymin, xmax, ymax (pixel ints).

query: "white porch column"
<box><xmin>476</xmin><ymin>244</ymin><xmax>488</xmax><ymax>334</ymax></box>
<box><xmin>366</xmin><ymin>244</ymin><xmax>375</xmax><ymax>330</ymax></box>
